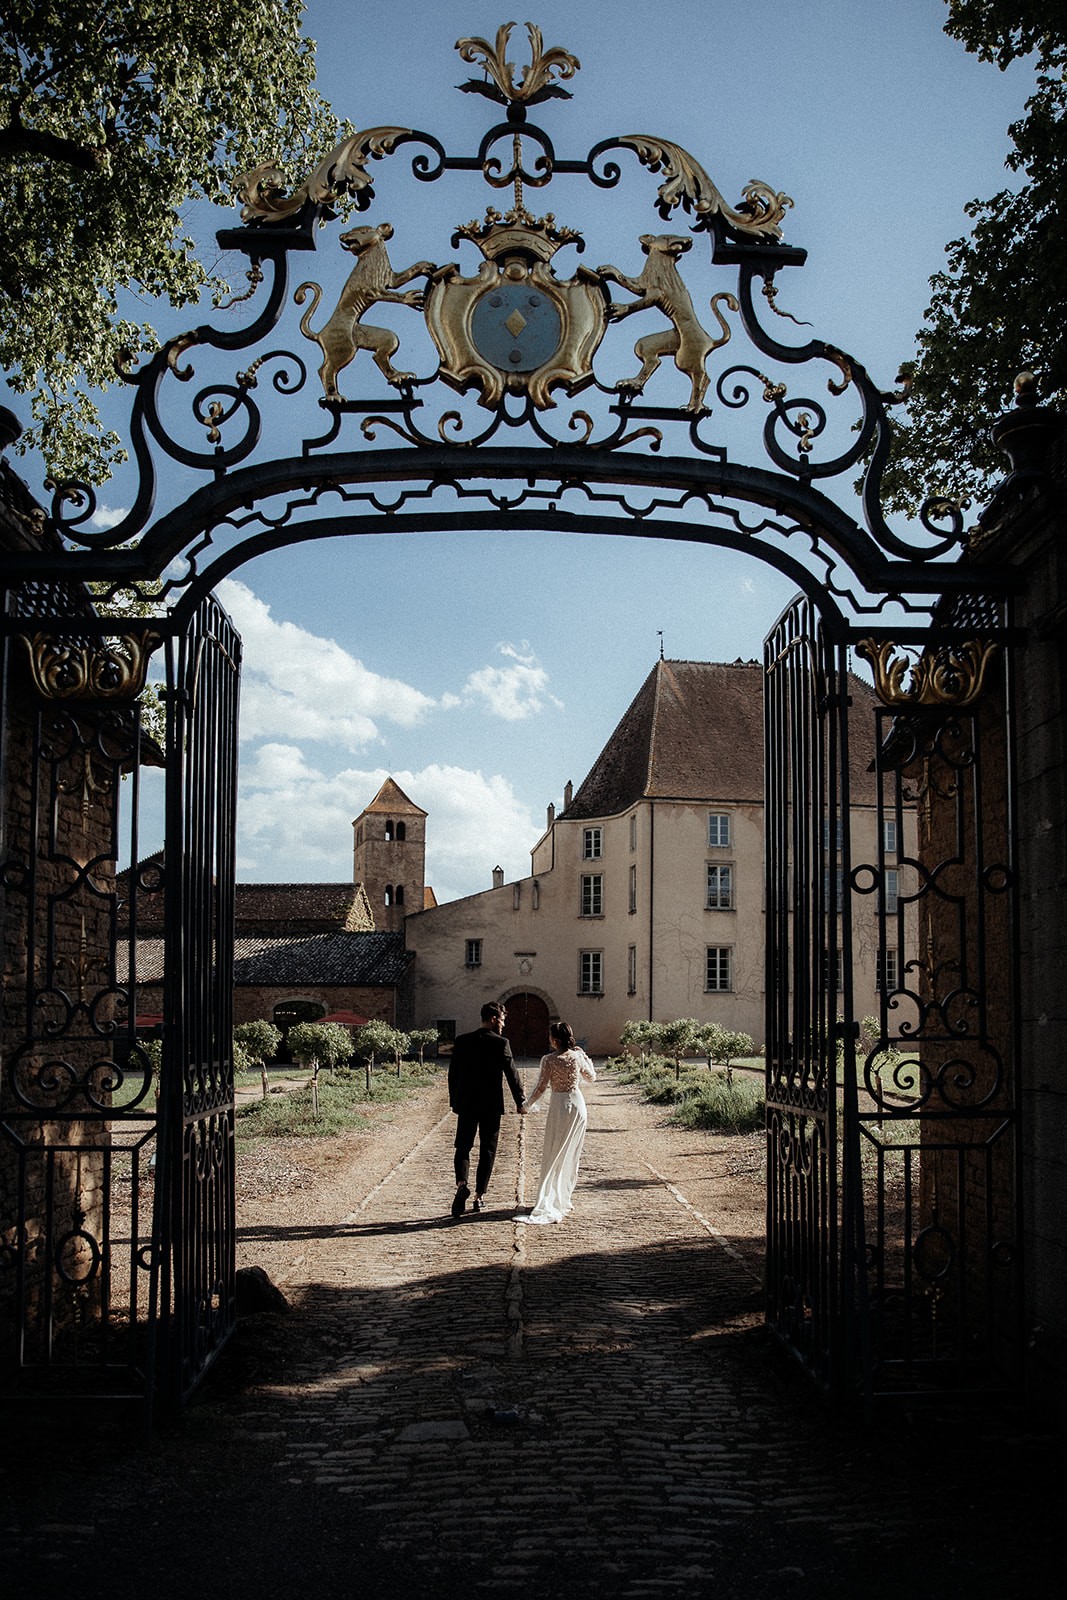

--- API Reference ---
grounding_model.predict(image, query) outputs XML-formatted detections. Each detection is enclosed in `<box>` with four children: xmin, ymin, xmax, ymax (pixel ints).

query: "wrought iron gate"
<box><xmin>0</xmin><ymin>599</ymin><xmax>162</xmax><ymax>1400</ymax></box>
<box><xmin>764</xmin><ymin>595</ymin><xmax>1021</xmax><ymax>1401</ymax></box>
<box><xmin>763</xmin><ymin>597</ymin><xmax>855</xmax><ymax>1391</ymax></box>
<box><xmin>0</xmin><ymin>590</ymin><xmax>239</xmax><ymax>1411</ymax></box>
<box><xmin>150</xmin><ymin>597</ymin><xmax>241</xmax><ymax>1409</ymax></box>
<box><xmin>0</xmin><ymin>22</ymin><xmax>1027</xmax><ymax>1411</ymax></box>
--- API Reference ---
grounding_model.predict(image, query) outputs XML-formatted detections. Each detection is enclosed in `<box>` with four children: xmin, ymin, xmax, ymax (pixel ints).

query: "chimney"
<box><xmin>492</xmin><ymin>865</ymin><xmax>504</xmax><ymax>889</ymax></box>
<box><xmin>547</xmin><ymin>802</ymin><xmax>555</xmax><ymax>828</ymax></box>
<box><xmin>563</xmin><ymin>781</ymin><xmax>573</xmax><ymax>810</ymax></box>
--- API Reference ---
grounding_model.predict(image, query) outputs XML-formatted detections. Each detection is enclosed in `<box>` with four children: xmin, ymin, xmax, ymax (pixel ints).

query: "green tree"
<box><xmin>1</xmin><ymin>1</ymin><xmax>340</xmax><ymax>483</ymax></box>
<box><xmin>693</xmin><ymin>1022</ymin><xmax>754</xmax><ymax>1083</ymax></box>
<box><xmin>234</xmin><ymin>1018</ymin><xmax>282</xmax><ymax>1066</ymax></box>
<box><xmin>389</xmin><ymin>1029</ymin><xmax>410</xmax><ymax>1078</ymax></box>
<box><xmin>354</xmin><ymin>1020</ymin><xmax>401</xmax><ymax>1094</ymax></box>
<box><xmin>620</xmin><ymin>1019</ymin><xmax>660</xmax><ymax>1058</ymax></box>
<box><xmin>235</xmin><ymin>1018</ymin><xmax>282</xmax><ymax>1097</ymax></box>
<box><xmin>407</xmin><ymin>1028</ymin><xmax>439</xmax><ymax>1068</ymax></box>
<box><xmin>286</xmin><ymin>1021</ymin><xmax>354</xmax><ymax>1071</ymax></box>
<box><xmin>884</xmin><ymin>2</ymin><xmax>1066</xmax><ymax>514</ymax></box>
<box><xmin>659</xmin><ymin>1018</ymin><xmax>699</xmax><ymax>1080</ymax></box>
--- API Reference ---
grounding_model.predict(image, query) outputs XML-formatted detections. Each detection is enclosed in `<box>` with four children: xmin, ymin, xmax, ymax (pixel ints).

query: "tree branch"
<box><xmin>0</xmin><ymin>116</ymin><xmax>106</xmax><ymax>171</ymax></box>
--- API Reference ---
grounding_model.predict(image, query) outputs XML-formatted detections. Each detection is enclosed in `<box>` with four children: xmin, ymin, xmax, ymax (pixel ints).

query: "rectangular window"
<box><xmin>708</xmin><ymin>812</ymin><xmax>731</xmax><ymax>848</ymax></box>
<box><xmin>823</xmin><ymin>817</ymin><xmax>844</xmax><ymax>851</ymax></box>
<box><xmin>883</xmin><ymin>818</ymin><xmax>898</xmax><ymax>854</ymax></box>
<box><xmin>877</xmin><ymin>947</ymin><xmax>900</xmax><ymax>990</ymax></box>
<box><xmin>465</xmin><ymin>938</ymin><xmax>482</xmax><ymax>967</ymax></box>
<box><xmin>627</xmin><ymin>944</ymin><xmax>637</xmax><ymax>995</ymax></box>
<box><xmin>583</xmin><ymin>826</ymin><xmax>603</xmax><ymax>859</ymax></box>
<box><xmin>824</xmin><ymin>949</ymin><xmax>844</xmax><ymax>991</ymax></box>
<box><xmin>823</xmin><ymin>865</ymin><xmax>846</xmax><ymax>904</ymax></box>
<box><xmin>579</xmin><ymin>950</ymin><xmax>603</xmax><ymax>994</ymax></box>
<box><xmin>885</xmin><ymin>867</ymin><xmax>899</xmax><ymax>915</ymax></box>
<box><xmin>630</xmin><ymin>813</ymin><xmax>637</xmax><ymax>852</ymax></box>
<box><xmin>581</xmin><ymin>873</ymin><xmax>604</xmax><ymax>917</ymax></box>
<box><xmin>706</xmin><ymin>863</ymin><xmax>733</xmax><ymax>910</ymax></box>
<box><xmin>706</xmin><ymin>946</ymin><xmax>732</xmax><ymax>992</ymax></box>
<box><xmin>629</xmin><ymin>863</ymin><xmax>637</xmax><ymax>914</ymax></box>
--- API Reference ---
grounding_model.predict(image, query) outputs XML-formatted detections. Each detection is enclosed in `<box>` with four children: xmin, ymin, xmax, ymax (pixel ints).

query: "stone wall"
<box><xmin>975</xmin><ymin>401</ymin><xmax>1067</xmax><ymax>1411</ymax></box>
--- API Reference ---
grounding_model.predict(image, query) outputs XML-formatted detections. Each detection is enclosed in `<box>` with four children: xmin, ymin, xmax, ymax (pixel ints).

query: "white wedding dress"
<box><xmin>517</xmin><ymin>1047</ymin><xmax>597</xmax><ymax>1224</ymax></box>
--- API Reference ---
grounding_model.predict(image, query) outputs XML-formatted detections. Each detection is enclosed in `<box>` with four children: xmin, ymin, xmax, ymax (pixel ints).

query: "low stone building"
<box><xmin>124</xmin><ymin>866</ymin><xmax>415</xmax><ymax>1046</ymax></box>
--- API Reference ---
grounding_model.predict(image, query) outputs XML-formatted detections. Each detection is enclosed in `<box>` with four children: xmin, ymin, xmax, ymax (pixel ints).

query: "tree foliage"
<box><xmin>407</xmin><ymin>1028</ymin><xmax>439</xmax><ymax>1066</ymax></box>
<box><xmin>234</xmin><ymin>1018</ymin><xmax>282</xmax><ymax>1066</ymax></box>
<box><xmin>286</xmin><ymin>1021</ymin><xmax>355</xmax><ymax>1070</ymax></box>
<box><xmin>1</xmin><ymin>1</ymin><xmax>340</xmax><ymax>483</ymax></box>
<box><xmin>883</xmin><ymin>1</ymin><xmax>1067</xmax><ymax>514</ymax></box>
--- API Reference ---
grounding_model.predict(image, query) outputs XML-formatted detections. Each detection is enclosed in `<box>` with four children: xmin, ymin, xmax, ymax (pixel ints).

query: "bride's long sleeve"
<box><xmin>523</xmin><ymin>1054</ymin><xmax>553</xmax><ymax>1110</ymax></box>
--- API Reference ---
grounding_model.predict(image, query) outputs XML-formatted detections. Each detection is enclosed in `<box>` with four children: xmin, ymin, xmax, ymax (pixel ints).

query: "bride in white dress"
<box><xmin>517</xmin><ymin>1021</ymin><xmax>596</xmax><ymax>1225</ymax></box>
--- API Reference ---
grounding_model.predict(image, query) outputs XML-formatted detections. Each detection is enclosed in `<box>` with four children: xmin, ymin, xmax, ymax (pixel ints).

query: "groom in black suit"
<box><xmin>448</xmin><ymin>1001</ymin><xmax>526</xmax><ymax>1217</ymax></box>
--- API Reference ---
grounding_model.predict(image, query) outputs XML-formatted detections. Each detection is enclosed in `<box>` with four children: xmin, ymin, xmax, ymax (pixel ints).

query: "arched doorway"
<box><xmin>0</xmin><ymin>25</ymin><xmax>1019</xmax><ymax>1413</ymax></box>
<box><xmin>504</xmin><ymin>993</ymin><xmax>552</xmax><ymax>1059</ymax></box>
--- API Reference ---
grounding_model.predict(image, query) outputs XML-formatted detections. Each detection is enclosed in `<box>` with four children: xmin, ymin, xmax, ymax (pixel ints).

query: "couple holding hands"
<box><xmin>448</xmin><ymin>1001</ymin><xmax>596</xmax><ymax>1224</ymax></box>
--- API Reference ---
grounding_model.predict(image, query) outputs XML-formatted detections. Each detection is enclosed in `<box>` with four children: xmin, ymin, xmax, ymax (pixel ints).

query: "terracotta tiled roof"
<box><xmin>124</xmin><ymin>931</ymin><xmax>411</xmax><ymax>988</ymax></box>
<box><xmin>564</xmin><ymin>658</ymin><xmax>879</xmax><ymax>819</ymax></box>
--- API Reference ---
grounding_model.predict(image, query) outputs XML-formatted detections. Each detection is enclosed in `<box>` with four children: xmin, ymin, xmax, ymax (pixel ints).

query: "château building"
<box><xmin>404</xmin><ymin>658</ymin><xmax>902</xmax><ymax>1056</ymax></box>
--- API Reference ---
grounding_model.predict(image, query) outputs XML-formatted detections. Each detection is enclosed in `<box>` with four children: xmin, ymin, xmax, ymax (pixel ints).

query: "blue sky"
<box><xmin>15</xmin><ymin>2</ymin><xmax>1038</xmax><ymax>901</ymax></box>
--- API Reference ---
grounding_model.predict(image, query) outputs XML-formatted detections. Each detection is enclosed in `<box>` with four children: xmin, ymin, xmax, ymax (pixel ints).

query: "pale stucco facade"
<box><xmin>402</xmin><ymin>660</ymin><xmax>907</xmax><ymax>1057</ymax></box>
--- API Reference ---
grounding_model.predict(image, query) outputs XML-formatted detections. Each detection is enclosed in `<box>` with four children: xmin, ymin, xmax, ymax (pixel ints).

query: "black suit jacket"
<box><xmin>448</xmin><ymin>1027</ymin><xmax>524</xmax><ymax>1118</ymax></box>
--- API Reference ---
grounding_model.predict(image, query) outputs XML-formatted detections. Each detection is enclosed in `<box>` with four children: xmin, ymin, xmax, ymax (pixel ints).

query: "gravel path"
<box><xmin>2</xmin><ymin>1068</ymin><xmax>1055</xmax><ymax>1599</ymax></box>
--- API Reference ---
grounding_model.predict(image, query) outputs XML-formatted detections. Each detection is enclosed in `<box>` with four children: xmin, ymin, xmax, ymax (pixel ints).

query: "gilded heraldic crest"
<box><xmin>232</xmin><ymin>20</ymin><xmax>797</xmax><ymax>420</ymax></box>
<box><xmin>424</xmin><ymin>207</ymin><xmax>608</xmax><ymax>410</ymax></box>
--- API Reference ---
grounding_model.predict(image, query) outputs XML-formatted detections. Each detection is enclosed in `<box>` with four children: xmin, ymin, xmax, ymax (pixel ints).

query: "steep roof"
<box><xmin>564</xmin><ymin>660</ymin><xmax>764</xmax><ymax>817</ymax></box>
<box><xmin>357</xmin><ymin>777</ymin><xmax>427</xmax><ymax>818</ymax></box>
<box><xmin>563</xmin><ymin>658</ymin><xmax>879</xmax><ymax>820</ymax></box>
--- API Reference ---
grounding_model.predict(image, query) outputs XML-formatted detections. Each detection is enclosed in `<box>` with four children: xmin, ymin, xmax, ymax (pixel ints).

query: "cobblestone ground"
<box><xmin>2</xmin><ymin>1071</ymin><xmax>1057</xmax><ymax>1599</ymax></box>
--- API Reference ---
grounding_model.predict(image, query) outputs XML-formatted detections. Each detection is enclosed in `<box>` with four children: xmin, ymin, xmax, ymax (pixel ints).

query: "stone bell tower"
<box><xmin>352</xmin><ymin>778</ymin><xmax>427</xmax><ymax>933</ymax></box>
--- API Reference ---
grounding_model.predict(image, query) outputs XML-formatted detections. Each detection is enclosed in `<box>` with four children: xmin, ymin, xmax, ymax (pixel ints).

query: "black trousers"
<box><xmin>454</xmin><ymin>1111</ymin><xmax>502</xmax><ymax>1194</ymax></box>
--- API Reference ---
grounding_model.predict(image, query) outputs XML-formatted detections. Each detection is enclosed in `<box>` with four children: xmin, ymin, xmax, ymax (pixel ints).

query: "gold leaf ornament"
<box><xmin>21</xmin><ymin>633</ymin><xmax>162</xmax><ymax>701</ymax></box>
<box><xmin>857</xmin><ymin>638</ymin><xmax>999</xmax><ymax>709</ymax></box>
<box><xmin>455</xmin><ymin>22</ymin><xmax>580</xmax><ymax>104</ymax></box>
<box><xmin>236</xmin><ymin>128</ymin><xmax>414</xmax><ymax>223</ymax></box>
<box><xmin>619</xmin><ymin>136</ymin><xmax>792</xmax><ymax>239</ymax></box>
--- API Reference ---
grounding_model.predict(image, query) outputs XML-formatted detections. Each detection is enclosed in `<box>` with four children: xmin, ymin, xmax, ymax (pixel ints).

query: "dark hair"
<box><xmin>550</xmin><ymin>1021</ymin><xmax>576</xmax><ymax>1051</ymax></box>
<box><xmin>481</xmin><ymin>1002</ymin><xmax>505</xmax><ymax>1023</ymax></box>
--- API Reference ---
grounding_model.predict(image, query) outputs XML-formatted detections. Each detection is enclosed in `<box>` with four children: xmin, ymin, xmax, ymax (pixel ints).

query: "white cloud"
<box><xmin>89</xmin><ymin>504</ymin><xmax>130</xmax><ymax>530</ymax></box>
<box><xmin>217</xmin><ymin>578</ymin><xmax>444</xmax><ymax>751</ymax></box>
<box><xmin>463</xmin><ymin>641</ymin><xmax>562</xmax><ymax>722</ymax></box>
<box><xmin>235</xmin><ymin>749</ymin><xmax>537</xmax><ymax>901</ymax></box>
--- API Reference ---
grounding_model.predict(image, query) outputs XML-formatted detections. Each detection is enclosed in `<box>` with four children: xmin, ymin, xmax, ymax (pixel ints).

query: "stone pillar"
<box><xmin>973</xmin><ymin>377</ymin><xmax>1067</xmax><ymax>1410</ymax></box>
